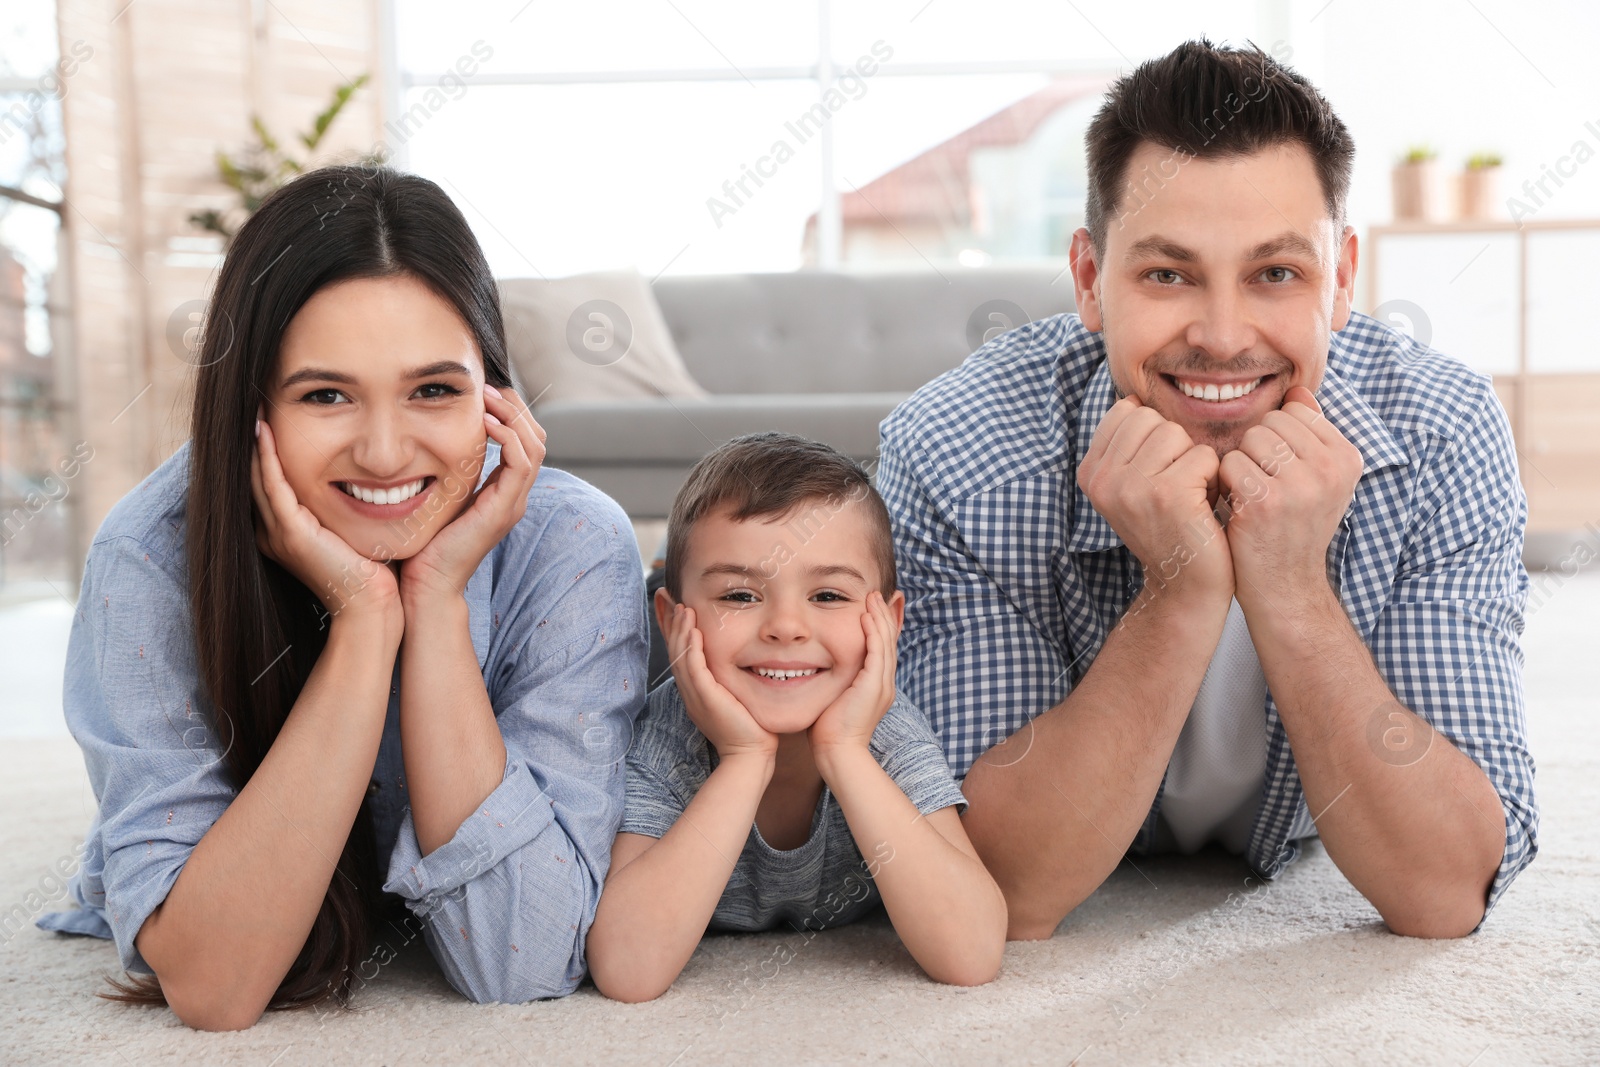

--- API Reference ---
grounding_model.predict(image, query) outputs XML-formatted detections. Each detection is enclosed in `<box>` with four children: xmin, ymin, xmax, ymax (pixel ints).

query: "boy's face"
<box><xmin>660</xmin><ymin>499</ymin><xmax>906</xmax><ymax>736</ymax></box>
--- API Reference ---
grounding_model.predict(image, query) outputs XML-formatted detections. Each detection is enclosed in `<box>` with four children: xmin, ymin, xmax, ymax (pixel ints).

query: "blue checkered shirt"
<box><xmin>877</xmin><ymin>310</ymin><xmax>1538</xmax><ymax>913</ymax></box>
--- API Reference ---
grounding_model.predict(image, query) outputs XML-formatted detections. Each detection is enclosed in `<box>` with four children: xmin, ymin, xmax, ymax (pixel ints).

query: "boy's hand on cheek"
<box><xmin>808</xmin><ymin>591</ymin><xmax>899</xmax><ymax>763</ymax></box>
<box><xmin>667</xmin><ymin>603</ymin><xmax>779</xmax><ymax>761</ymax></box>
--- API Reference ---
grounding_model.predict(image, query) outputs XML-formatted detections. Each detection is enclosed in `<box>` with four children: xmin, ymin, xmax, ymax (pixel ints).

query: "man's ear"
<box><xmin>1330</xmin><ymin>224</ymin><xmax>1359</xmax><ymax>332</ymax></box>
<box><xmin>1069</xmin><ymin>227</ymin><xmax>1104</xmax><ymax>332</ymax></box>
<box><xmin>652</xmin><ymin>586</ymin><xmax>676</xmax><ymax>636</ymax></box>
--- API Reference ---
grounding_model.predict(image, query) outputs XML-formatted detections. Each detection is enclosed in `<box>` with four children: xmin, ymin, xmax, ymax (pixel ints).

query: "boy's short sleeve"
<box><xmin>619</xmin><ymin>683</ymin><xmax>704</xmax><ymax>840</ymax></box>
<box><xmin>619</xmin><ymin>762</ymin><xmax>685</xmax><ymax>840</ymax></box>
<box><xmin>868</xmin><ymin>692</ymin><xmax>968</xmax><ymax>817</ymax></box>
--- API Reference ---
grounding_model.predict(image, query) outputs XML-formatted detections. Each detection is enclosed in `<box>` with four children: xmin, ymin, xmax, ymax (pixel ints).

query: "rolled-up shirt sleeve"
<box><xmin>54</xmin><ymin>533</ymin><xmax>237</xmax><ymax>974</ymax></box>
<box><xmin>1369</xmin><ymin>385</ymin><xmax>1538</xmax><ymax>920</ymax></box>
<box><xmin>383</xmin><ymin>494</ymin><xmax>648</xmax><ymax>1003</ymax></box>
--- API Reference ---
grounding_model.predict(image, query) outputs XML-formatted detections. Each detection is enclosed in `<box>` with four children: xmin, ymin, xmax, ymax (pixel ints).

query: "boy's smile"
<box><xmin>666</xmin><ymin>500</ymin><xmax>902</xmax><ymax>737</ymax></box>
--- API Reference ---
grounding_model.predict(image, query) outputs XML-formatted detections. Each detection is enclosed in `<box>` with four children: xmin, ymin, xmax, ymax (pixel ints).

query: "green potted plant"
<box><xmin>1461</xmin><ymin>152</ymin><xmax>1504</xmax><ymax>221</ymax></box>
<box><xmin>1392</xmin><ymin>145</ymin><xmax>1443</xmax><ymax>222</ymax></box>
<box><xmin>190</xmin><ymin>74</ymin><xmax>381</xmax><ymax>246</ymax></box>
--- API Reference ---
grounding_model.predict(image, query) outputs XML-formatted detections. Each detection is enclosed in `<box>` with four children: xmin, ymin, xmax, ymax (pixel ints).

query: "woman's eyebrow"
<box><xmin>278</xmin><ymin>360</ymin><xmax>473</xmax><ymax>390</ymax></box>
<box><xmin>279</xmin><ymin>367</ymin><xmax>356</xmax><ymax>389</ymax></box>
<box><xmin>404</xmin><ymin>360</ymin><xmax>474</xmax><ymax>380</ymax></box>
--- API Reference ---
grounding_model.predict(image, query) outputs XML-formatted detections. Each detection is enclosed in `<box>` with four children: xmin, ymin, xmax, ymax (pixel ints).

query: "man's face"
<box><xmin>1071</xmin><ymin>141</ymin><xmax>1358</xmax><ymax>455</ymax></box>
<box><xmin>661</xmin><ymin>500</ymin><xmax>904</xmax><ymax>737</ymax></box>
<box><xmin>264</xmin><ymin>274</ymin><xmax>488</xmax><ymax>561</ymax></box>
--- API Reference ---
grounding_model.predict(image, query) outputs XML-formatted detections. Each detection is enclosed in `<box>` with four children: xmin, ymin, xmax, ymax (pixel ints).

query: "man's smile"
<box><xmin>1148</xmin><ymin>367</ymin><xmax>1292</xmax><ymax>433</ymax></box>
<box><xmin>1172</xmin><ymin>376</ymin><xmax>1262</xmax><ymax>402</ymax></box>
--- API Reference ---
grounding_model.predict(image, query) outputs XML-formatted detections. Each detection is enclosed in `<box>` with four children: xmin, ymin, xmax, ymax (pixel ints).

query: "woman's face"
<box><xmin>262</xmin><ymin>274</ymin><xmax>488</xmax><ymax>561</ymax></box>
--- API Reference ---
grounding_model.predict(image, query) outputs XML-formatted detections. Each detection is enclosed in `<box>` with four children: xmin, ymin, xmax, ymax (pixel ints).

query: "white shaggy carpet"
<box><xmin>2</xmin><ymin>572</ymin><xmax>1596</xmax><ymax>1066</ymax></box>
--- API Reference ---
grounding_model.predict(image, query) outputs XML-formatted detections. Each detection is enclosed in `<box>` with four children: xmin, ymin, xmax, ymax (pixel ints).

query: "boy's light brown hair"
<box><xmin>664</xmin><ymin>432</ymin><xmax>897</xmax><ymax>601</ymax></box>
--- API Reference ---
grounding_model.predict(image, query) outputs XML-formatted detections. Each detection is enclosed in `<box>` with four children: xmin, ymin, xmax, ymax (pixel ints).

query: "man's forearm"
<box><xmin>960</xmin><ymin>584</ymin><xmax>1229</xmax><ymax>939</ymax></box>
<box><xmin>1241</xmin><ymin>581</ymin><xmax>1504</xmax><ymax>936</ymax></box>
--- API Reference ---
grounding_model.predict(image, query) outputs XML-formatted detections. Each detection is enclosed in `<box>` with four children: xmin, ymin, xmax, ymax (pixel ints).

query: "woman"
<box><xmin>37</xmin><ymin>165</ymin><xmax>648</xmax><ymax>1029</ymax></box>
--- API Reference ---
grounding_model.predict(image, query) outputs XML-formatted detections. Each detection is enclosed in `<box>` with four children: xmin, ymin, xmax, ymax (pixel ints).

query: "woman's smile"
<box><xmin>332</xmin><ymin>475</ymin><xmax>438</xmax><ymax>519</ymax></box>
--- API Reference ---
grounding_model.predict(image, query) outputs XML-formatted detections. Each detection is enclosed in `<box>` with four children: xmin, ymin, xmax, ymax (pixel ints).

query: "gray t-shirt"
<box><xmin>621</xmin><ymin>679</ymin><xmax>968</xmax><ymax>932</ymax></box>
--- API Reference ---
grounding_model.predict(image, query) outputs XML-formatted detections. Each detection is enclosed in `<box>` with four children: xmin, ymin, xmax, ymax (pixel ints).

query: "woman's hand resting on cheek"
<box><xmin>252</xmin><ymin>413</ymin><xmax>402</xmax><ymax>634</ymax></box>
<box><xmin>400</xmin><ymin>383</ymin><xmax>546</xmax><ymax>604</ymax></box>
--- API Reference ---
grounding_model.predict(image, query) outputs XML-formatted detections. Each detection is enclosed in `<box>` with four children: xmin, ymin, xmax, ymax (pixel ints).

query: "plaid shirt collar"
<box><xmin>1064</xmin><ymin>329</ymin><xmax>1413</xmax><ymax>556</ymax></box>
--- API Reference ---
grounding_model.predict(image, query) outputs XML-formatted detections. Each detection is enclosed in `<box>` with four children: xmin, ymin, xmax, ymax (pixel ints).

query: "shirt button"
<box><xmin>367</xmin><ymin>780</ymin><xmax>380</xmax><ymax>798</ymax></box>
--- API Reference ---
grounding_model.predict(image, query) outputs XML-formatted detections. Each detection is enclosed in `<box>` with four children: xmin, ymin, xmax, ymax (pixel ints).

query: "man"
<box><xmin>877</xmin><ymin>38</ymin><xmax>1536</xmax><ymax>940</ymax></box>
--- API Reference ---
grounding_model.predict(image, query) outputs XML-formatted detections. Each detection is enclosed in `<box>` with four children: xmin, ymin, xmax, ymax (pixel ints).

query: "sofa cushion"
<box><xmin>537</xmin><ymin>393</ymin><xmax>906</xmax><ymax>464</ymax></box>
<box><xmin>498</xmin><ymin>271</ymin><xmax>709</xmax><ymax>406</ymax></box>
<box><xmin>651</xmin><ymin>268</ymin><xmax>1076</xmax><ymax>395</ymax></box>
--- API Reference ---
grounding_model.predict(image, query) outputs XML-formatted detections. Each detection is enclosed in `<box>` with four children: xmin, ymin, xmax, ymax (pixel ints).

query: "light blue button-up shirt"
<box><xmin>36</xmin><ymin>440</ymin><xmax>649</xmax><ymax>1003</ymax></box>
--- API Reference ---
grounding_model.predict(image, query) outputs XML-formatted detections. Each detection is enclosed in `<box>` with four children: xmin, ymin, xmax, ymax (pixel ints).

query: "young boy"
<box><xmin>586</xmin><ymin>433</ymin><xmax>1006</xmax><ymax>1002</ymax></box>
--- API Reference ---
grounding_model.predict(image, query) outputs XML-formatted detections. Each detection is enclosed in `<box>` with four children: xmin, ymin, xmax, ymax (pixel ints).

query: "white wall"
<box><xmin>396</xmin><ymin>0</ymin><xmax>1600</xmax><ymax>279</ymax></box>
<box><xmin>1305</xmin><ymin>0</ymin><xmax>1600</xmax><ymax>233</ymax></box>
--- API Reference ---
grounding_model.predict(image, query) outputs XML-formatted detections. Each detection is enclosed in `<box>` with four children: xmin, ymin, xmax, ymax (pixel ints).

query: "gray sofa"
<box><xmin>533</xmin><ymin>269</ymin><xmax>1078</xmax><ymax>518</ymax></box>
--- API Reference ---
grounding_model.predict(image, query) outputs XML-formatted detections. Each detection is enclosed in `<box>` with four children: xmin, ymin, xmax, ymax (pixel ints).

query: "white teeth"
<box><xmin>1177</xmin><ymin>377</ymin><xmax>1261</xmax><ymax>402</ymax></box>
<box><xmin>752</xmin><ymin>667</ymin><xmax>819</xmax><ymax>680</ymax></box>
<box><xmin>341</xmin><ymin>478</ymin><xmax>425</xmax><ymax>505</ymax></box>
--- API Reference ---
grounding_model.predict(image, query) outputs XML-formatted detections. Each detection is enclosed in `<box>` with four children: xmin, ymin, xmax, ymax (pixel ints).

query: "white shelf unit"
<box><xmin>1367</xmin><ymin>219</ymin><xmax>1600</xmax><ymax>533</ymax></box>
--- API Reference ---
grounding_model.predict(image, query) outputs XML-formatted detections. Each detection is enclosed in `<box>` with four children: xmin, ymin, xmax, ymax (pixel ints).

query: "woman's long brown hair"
<box><xmin>105</xmin><ymin>164</ymin><xmax>513</xmax><ymax>1012</ymax></box>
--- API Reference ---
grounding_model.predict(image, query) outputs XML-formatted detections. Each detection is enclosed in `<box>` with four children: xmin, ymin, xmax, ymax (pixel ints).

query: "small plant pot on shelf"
<box><xmin>1460</xmin><ymin>158</ymin><xmax>1504</xmax><ymax>221</ymax></box>
<box><xmin>1392</xmin><ymin>158</ymin><xmax>1444</xmax><ymax>222</ymax></box>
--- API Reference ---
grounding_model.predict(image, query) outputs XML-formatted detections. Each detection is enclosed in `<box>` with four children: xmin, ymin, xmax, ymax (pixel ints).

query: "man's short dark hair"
<box><xmin>1083</xmin><ymin>37</ymin><xmax>1355</xmax><ymax>255</ymax></box>
<box><xmin>664</xmin><ymin>432</ymin><xmax>896</xmax><ymax>601</ymax></box>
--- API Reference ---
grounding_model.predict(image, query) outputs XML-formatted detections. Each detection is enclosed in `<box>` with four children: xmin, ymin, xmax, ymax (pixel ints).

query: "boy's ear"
<box><xmin>652</xmin><ymin>586</ymin><xmax>676</xmax><ymax>636</ymax></box>
<box><xmin>886</xmin><ymin>589</ymin><xmax>905</xmax><ymax>632</ymax></box>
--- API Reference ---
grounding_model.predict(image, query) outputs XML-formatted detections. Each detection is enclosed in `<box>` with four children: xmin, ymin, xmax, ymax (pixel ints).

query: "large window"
<box><xmin>390</xmin><ymin>0</ymin><xmax>1266</xmax><ymax>279</ymax></box>
<box><xmin>1</xmin><ymin>2</ymin><xmax>74</xmax><ymax>594</ymax></box>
